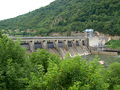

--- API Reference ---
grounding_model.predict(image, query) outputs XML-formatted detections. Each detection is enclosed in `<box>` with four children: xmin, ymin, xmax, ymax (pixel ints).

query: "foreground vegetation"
<box><xmin>105</xmin><ymin>40</ymin><xmax>120</xmax><ymax>49</ymax></box>
<box><xmin>0</xmin><ymin>0</ymin><xmax>120</xmax><ymax>36</ymax></box>
<box><xmin>0</xmin><ymin>33</ymin><xmax>120</xmax><ymax>90</ymax></box>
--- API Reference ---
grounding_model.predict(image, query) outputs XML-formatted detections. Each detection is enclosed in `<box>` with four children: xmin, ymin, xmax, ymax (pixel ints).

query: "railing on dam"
<box><xmin>11</xmin><ymin>36</ymin><xmax>85</xmax><ymax>40</ymax></box>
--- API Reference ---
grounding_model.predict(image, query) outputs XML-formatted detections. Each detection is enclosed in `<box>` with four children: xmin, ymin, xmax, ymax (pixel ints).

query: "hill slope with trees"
<box><xmin>0</xmin><ymin>0</ymin><xmax>120</xmax><ymax>36</ymax></box>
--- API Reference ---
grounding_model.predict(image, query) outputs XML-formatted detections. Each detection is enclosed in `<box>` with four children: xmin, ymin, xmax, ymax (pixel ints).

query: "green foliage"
<box><xmin>30</xmin><ymin>49</ymin><xmax>60</xmax><ymax>72</ymax></box>
<box><xmin>0</xmin><ymin>34</ymin><xmax>120</xmax><ymax>90</ymax></box>
<box><xmin>105</xmin><ymin>40</ymin><xmax>120</xmax><ymax>49</ymax></box>
<box><xmin>40</xmin><ymin>56</ymin><xmax>109</xmax><ymax>90</ymax></box>
<box><xmin>0</xmin><ymin>0</ymin><xmax>120</xmax><ymax>36</ymax></box>
<box><xmin>107</xmin><ymin>62</ymin><xmax>120</xmax><ymax>90</ymax></box>
<box><xmin>26</xmin><ymin>65</ymin><xmax>45</xmax><ymax>90</ymax></box>
<box><xmin>0</xmin><ymin>34</ymin><xmax>28</xmax><ymax>90</ymax></box>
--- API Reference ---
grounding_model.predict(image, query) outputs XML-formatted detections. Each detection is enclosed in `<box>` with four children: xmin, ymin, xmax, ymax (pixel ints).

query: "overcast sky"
<box><xmin>0</xmin><ymin>0</ymin><xmax>55</xmax><ymax>20</ymax></box>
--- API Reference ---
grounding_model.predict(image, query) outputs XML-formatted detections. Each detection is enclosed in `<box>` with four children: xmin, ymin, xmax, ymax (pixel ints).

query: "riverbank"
<box><xmin>91</xmin><ymin>51</ymin><xmax>118</xmax><ymax>56</ymax></box>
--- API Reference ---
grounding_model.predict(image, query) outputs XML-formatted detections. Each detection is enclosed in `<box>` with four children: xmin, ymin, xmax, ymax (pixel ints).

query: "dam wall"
<box><xmin>12</xmin><ymin>37</ymin><xmax>90</xmax><ymax>58</ymax></box>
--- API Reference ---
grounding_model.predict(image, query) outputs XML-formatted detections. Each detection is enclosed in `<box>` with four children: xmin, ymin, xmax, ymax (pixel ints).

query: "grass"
<box><xmin>105</xmin><ymin>40</ymin><xmax>120</xmax><ymax>49</ymax></box>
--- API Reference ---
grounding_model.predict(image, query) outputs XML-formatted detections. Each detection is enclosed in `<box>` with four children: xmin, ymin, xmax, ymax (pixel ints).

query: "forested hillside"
<box><xmin>0</xmin><ymin>0</ymin><xmax>120</xmax><ymax>36</ymax></box>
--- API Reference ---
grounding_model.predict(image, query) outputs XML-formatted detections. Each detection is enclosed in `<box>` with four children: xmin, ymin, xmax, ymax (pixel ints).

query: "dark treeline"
<box><xmin>0</xmin><ymin>0</ymin><xmax>120</xmax><ymax>36</ymax></box>
<box><xmin>0</xmin><ymin>33</ymin><xmax>120</xmax><ymax>90</ymax></box>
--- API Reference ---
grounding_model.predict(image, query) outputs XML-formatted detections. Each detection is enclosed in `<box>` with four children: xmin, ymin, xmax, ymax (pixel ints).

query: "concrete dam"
<box><xmin>12</xmin><ymin>37</ymin><xmax>90</xmax><ymax>58</ymax></box>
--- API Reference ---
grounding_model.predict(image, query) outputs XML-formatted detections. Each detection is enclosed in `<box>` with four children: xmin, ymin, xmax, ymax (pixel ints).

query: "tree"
<box><xmin>0</xmin><ymin>0</ymin><xmax>120</xmax><ymax>36</ymax></box>
<box><xmin>108</xmin><ymin>62</ymin><xmax>120</xmax><ymax>90</ymax></box>
<box><xmin>30</xmin><ymin>49</ymin><xmax>60</xmax><ymax>73</ymax></box>
<box><xmin>0</xmin><ymin>33</ymin><xmax>28</xmax><ymax>90</ymax></box>
<box><xmin>43</xmin><ymin>56</ymin><xmax>108</xmax><ymax>90</ymax></box>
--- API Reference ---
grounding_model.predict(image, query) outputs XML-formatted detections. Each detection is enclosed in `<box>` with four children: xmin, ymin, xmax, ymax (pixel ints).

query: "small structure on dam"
<box><xmin>84</xmin><ymin>29</ymin><xmax>94</xmax><ymax>38</ymax></box>
<box><xmin>12</xmin><ymin>37</ymin><xmax>90</xmax><ymax>58</ymax></box>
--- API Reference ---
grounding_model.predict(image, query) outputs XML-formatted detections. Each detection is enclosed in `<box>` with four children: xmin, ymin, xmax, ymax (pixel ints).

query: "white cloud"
<box><xmin>0</xmin><ymin>0</ymin><xmax>55</xmax><ymax>20</ymax></box>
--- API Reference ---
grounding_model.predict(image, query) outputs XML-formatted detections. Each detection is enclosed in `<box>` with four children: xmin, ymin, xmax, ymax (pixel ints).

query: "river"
<box><xmin>82</xmin><ymin>54</ymin><xmax>120</xmax><ymax>66</ymax></box>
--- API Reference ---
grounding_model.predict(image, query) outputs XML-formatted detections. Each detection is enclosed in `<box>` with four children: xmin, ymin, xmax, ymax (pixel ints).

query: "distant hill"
<box><xmin>0</xmin><ymin>0</ymin><xmax>120</xmax><ymax>36</ymax></box>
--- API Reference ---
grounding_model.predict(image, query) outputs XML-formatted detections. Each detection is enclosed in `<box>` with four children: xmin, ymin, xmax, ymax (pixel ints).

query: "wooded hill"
<box><xmin>0</xmin><ymin>0</ymin><xmax>120</xmax><ymax>36</ymax></box>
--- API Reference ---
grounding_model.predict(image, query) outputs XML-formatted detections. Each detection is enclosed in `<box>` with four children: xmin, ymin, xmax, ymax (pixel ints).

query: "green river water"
<box><xmin>82</xmin><ymin>55</ymin><xmax>120</xmax><ymax>66</ymax></box>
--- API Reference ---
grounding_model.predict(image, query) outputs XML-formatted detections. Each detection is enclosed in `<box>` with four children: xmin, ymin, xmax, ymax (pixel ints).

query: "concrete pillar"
<box><xmin>78</xmin><ymin>40</ymin><xmax>83</xmax><ymax>49</ymax></box>
<box><xmin>29</xmin><ymin>41</ymin><xmax>35</xmax><ymax>52</ymax></box>
<box><xmin>63</xmin><ymin>40</ymin><xmax>68</xmax><ymax>49</ymax></box>
<box><xmin>72</xmin><ymin>40</ymin><xmax>76</xmax><ymax>47</ymax></box>
<box><xmin>42</xmin><ymin>40</ymin><xmax>47</xmax><ymax>49</ymax></box>
<box><xmin>78</xmin><ymin>40</ymin><xmax>82</xmax><ymax>47</ymax></box>
<box><xmin>85</xmin><ymin>38</ymin><xmax>89</xmax><ymax>48</ymax></box>
<box><xmin>54</xmin><ymin>40</ymin><xmax>58</xmax><ymax>49</ymax></box>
